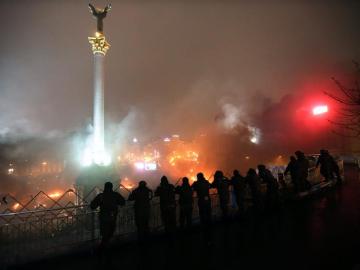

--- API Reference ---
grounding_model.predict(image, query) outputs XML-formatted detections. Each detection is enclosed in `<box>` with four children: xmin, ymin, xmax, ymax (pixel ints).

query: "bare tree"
<box><xmin>325</xmin><ymin>61</ymin><xmax>360</xmax><ymax>137</ymax></box>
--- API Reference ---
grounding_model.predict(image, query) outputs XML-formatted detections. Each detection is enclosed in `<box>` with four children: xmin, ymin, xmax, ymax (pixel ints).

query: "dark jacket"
<box><xmin>155</xmin><ymin>183</ymin><xmax>176</xmax><ymax>208</ymax></box>
<box><xmin>90</xmin><ymin>191</ymin><xmax>125</xmax><ymax>221</ymax></box>
<box><xmin>284</xmin><ymin>160</ymin><xmax>298</xmax><ymax>179</ymax></box>
<box><xmin>192</xmin><ymin>179</ymin><xmax>211</xmax><ymax>205</ymax></box>
<box><xmin>246</xmin><ymin>173</ymin><xmax>262</xmax><ymax>202</ymax></box>
<box><xmin>231</xmin><ymin>174</ymin><xmax>247</xmax><ymax>196</ymax></box>
<box><xmin>211</xmin><ymin>176</ymin><xmax>231</xmax><ymax>204</ymax></box>
<box><xmin>297</xmin><ymin>156</ymin><xmax>309</xmax><ymax>179</ymax></box>
<box><xmin>175</xmin><ymin>184</ymin><xmax>193</xmax><ymax>207</ymax></box>
<box><xmin>128</xmin><ymin>186</ymin><xmax>153</xmax><ymax>210</ymax></box>
<box><xmin>316</xmin><ymin>153</ymin><xmax>333</xmax><ymax>176</ymax></box>
<box><xmin>259</xmin><ymin>168</ymin><xmax>278</xmax><ymax>192</ymax></box>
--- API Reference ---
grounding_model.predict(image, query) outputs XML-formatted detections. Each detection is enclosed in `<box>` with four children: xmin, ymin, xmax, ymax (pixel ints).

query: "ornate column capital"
<box><xmin>88</xmin><ymin>32</ymin><xmax>110</xmax><ymax>55</ymax></box>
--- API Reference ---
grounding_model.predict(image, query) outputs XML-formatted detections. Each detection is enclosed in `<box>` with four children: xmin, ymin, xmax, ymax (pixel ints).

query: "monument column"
<box><xmin>88</xmin><ymin>33</ymin><xmax>109</xmax><ymax>157</ymax></box>
<box><xmin>87</xmin><ymin>3</ymin><xmax>111</xmax><ymax>165</ymax></box>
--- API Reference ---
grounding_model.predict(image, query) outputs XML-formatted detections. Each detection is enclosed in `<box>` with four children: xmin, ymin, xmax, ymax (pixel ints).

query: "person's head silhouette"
<box><xmin>139</xmin><ymin>180</ymin><xmax>147</xmax><ymax>188</ymax></box>
<box><xmin>197</xmin><ymin>172</ymin><xmax>205</xmax><ymax>181</ymax></box>
<box><xmin>182</xmin><ymin>177</ymin><xmax>189</xmax><ymax>186</ymax></box>
<box><xmin>160</xmin><ymin>176</ymin><xmax>169</xmax><ymax>185</ymax></box>
<box><xmin>104</xmin><ymin>181</ymin><xmax>113</xmax><ymax>192</ymax></box>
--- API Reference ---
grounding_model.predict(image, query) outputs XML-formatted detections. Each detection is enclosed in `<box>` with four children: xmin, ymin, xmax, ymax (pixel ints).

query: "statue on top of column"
<box><xmin>88</xmin><ymin>3</ymin><xmax>111</xmax><ymax>34</ymax></box>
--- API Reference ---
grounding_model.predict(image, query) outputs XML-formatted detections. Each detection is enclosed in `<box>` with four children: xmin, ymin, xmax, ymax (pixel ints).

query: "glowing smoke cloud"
<box><xmin>72</xmin><ymin>108</ymin><xmax>139</xmax><ymax>167</ymax></box>
<box><xmin>81</xmin><ymin>144</ymin><xmax>111</xmax><ymax>167</ymax></box>
<box><xmin>248</xmin><ymin>126</ymin><xmax>261</xmax><ymax>144</ymax></box>
<box><xmin>217</xmin><ymin>102</ymin><xmax>262</xmax><ymax>145</ymax></box>
<box><xmin>218</xmin><ymin>102</ymin><xmax>261</xmax><ymax>142</ymax></box>
<box><xmin>109</xmin><ymin>108</ymin><xmax>139</xmax><ymax>152</ymax></box>
<box><xmin>221</xmin><ymin>103</ymin><xmax>242</xmax><ymax>131</ymax></box>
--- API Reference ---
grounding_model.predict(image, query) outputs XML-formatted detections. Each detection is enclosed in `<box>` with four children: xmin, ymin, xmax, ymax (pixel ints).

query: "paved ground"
<box><xmin>11</xmin><ymin>165</ymin><xmax>360</xmax><ymax>270</ymax></box>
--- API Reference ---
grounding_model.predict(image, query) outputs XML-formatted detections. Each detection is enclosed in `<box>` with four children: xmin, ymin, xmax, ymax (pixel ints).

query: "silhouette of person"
<box><xmin>316</xmin><ymin>149</ymin><xmax>333</xmax><ymax>182</ymax></box>
<box><xmin>258</xmin><ymin>164</ymin><xmax>279</xmax><ymax>211</ymax></box>
<box><xmin>192</xmin><ymin>172</ymin><xmax>212</xmax><ymax>227</ymax></box>
<box><xmin>284</xmin><ymin>156</ymin><xmax>298</xmax><ymax>191</ymax></box>
<box><xmin>90</xmin><ymin>182</ymin><xmax>125</xmax><ymax>251</ymax></box>
<box><xmin>211</xmin><ymin>170</ymin><xmax>231</xmax><ymax>220</ymax></box>
<box><xmin>231</xmin><ymin>169</ymin><xmax>247</xmax><ymax>216</ymax></box>
<box><xmin>154</xmin><ymin>176</ymin><xmax>177</xmax><ymax>233</ymax></box>
<box><xmin>246</xmin><ymin>168</ymin><xmax>263</xmax><ymax>213</ymax></box>
<box><xmin>295</xmin><ymin>150</ymin><xmax>310</xmax><ymax>192</ymax></box>
<box><xmin>128</xmin><ymin>181</ymin><xmax>153</xmax><ymax>242</ymax></box>
<box><xmin>329</xmin><ymin>152</ymin><xmax>342</xmax><ymax>184</ymax></box>
<box><xmin>175</xmin><ymin>177</ymin><xmax>193</xmax><ymax>229</ymax></box>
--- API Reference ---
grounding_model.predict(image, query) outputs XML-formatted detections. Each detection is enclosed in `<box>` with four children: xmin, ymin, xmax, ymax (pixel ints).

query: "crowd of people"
<box><xmin>90</xmin><ymin>149</ymin><xmax>343</xmax><ymax>253</ymax></box>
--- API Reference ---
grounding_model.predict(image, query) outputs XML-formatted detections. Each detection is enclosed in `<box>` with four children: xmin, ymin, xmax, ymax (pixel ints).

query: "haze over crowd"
<box><xmin>1</xmin><ymin>0</ymin><xmax>360</xmax><ymax>161</ymax></box>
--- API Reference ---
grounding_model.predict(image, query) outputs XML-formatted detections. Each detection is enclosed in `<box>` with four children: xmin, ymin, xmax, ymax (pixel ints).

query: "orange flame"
<box><xmin>49</xmin><ymin>192</ymin><xmax>62</xmax><ymax>199</ymax></box>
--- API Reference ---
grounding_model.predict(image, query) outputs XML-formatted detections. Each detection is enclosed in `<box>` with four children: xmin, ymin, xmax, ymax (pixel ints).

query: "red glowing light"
<box><xmin>312</xmin><ymin>105</ymin><xmax>328</xmax><ymax>115</ymax></box>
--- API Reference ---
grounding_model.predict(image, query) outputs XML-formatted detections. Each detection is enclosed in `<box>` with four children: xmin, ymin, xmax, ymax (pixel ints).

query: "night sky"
<box><xmin>1</xmin><ymin>0</ymin><xmax>360</xmax><ymax>143</ymax></box>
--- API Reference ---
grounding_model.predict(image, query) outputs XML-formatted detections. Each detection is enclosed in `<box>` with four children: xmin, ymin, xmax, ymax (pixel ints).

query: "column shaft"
<box><xmin>93</xmin><ymin>53</ymin><xmax>105</xmax><ymax>152</ymax></box>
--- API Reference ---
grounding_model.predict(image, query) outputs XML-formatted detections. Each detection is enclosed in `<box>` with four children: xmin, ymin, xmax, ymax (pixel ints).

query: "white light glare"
<box><xmin>81</xmin><ymin>147</ymin><xmax>111</xmax><ymax>167</ymax></box>
<box><xmin>134</xmin><ymin>162</ymin><xmax>145</xmax><ymax>170</ymax></box>
<box><xmin>313</xmin><ymin>105</ymin><xmax>328</xmax><ymax>115</ymax></box>
<box><xmin>134</xmin><ymin>161</ymin><xmax>157</xmax><ymax>171</ymax></box>
<box><xmin>248</xmin><ymin>126</ymin><xmax>261</xmax><ymax>145</ymax></box>
<box><xmin>145</xmin><ymin>162</ymin><xmax>157</xmax><ymax>171</ymax></box>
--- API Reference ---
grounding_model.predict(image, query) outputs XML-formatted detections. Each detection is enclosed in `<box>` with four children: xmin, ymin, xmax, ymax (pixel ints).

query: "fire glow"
<box><xmin>13</xmin><ymin>203</ymin><xmax>20</xmax><ymax>210</ymax></box>
<box><xmin>49</xmin><ymin>192</ymin><xmax>62</xmax><ymax>199</ymax></box>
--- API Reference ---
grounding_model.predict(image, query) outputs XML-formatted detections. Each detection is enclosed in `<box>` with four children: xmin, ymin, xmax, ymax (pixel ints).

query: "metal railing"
<box><xmin>0</xmin><ymin>191</ymin><xmax>223</xmax><ymax>266</ymax></box>
<box><xmin>0</xmin><ymin>161</ymin><xmax>343</xmax><ymax>267</ymax></box>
